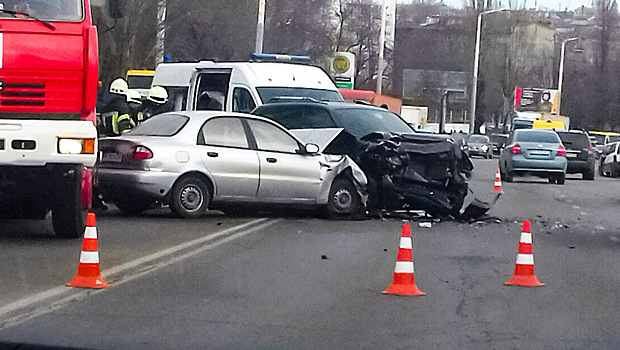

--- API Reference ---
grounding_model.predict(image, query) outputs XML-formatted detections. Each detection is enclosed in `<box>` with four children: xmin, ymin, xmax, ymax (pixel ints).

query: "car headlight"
<box><xmin>58</xmin><ymin>138</ymin><xmax>96</xmax><ymax>155</ymax></box>
<box><xmin>481</xmin><ymin>145</ymin><xmax>489</xmax><ymax>152</ymax></box>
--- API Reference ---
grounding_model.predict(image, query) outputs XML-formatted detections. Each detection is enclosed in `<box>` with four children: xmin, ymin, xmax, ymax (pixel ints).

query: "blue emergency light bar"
<box><xmin>250</xmin><ymin>53</ymin><xmax>311</xmax><ymax>62</ymax></box>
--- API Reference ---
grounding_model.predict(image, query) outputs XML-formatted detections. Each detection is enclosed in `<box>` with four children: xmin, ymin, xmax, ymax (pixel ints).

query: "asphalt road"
<box><xmin>1</xmin><ymin>157</ymin><xmax>619</xmax><ymax>349</ymax></box>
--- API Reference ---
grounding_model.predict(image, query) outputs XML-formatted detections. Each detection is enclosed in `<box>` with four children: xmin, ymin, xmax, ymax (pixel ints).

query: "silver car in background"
<box><xmin>96</xmin><ymin>111</ymin><xmax>368</xmax><ymax>219</ymax></box>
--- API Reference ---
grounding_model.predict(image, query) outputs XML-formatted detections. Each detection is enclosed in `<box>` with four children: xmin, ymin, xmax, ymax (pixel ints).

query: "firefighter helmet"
<box><xmin>109</xmin><ymin>78</ymin><xmax>128</xmax><ymax>95</ymax></box>
<box><xmin>147</xmin><ymin>86</ymin><xmax>168</xmax><ymax>104</ymax></box>
<box><xmin>127</xmin><ymin>89</ymin><xmax>143</xmax><ymax>105</ymax></box>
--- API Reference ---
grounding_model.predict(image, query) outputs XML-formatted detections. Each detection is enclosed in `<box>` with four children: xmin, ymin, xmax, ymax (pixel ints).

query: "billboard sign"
<box><xmin>514</xmin><ymin>87</ymin><xmax>559</xmax><ymax>114</ymax></box>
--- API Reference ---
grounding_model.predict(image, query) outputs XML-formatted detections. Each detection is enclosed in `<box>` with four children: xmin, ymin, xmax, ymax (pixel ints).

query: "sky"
<box><xmin>442</xmin><ymin>0</ymin><xmax>593</xmax><ymax>11</ymax></box>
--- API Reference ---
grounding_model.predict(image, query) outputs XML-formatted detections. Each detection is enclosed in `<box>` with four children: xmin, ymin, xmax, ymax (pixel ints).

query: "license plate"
<box><xmin>529</xmin><ymin>150</ymin><xmax>550</xmax><ymax>156</ymax></box>
<box><xmin>102</xmin><ymin>152</ymin><xmax>123</xmax><ymax>162</ymax></box>
<box><xmin>566</xmin><ymin>153</ymin><xmax>578</xmax><ymax>158</ymax></box>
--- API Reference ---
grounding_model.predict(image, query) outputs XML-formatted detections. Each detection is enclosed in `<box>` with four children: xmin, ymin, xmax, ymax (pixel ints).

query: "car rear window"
<box><xmin>515</xmin><ymin>130</ymin><xmax>560</xmax><ymax>143</ymax></box>
<box><xmin>129</xmin><ymin>113</ymin><xmax>189</xmax><ymax>136</ymax></box>
<box><xmin>557</xmin><ymin>132</ymin><xmax>589</xmax><ymax>148</ymax></box>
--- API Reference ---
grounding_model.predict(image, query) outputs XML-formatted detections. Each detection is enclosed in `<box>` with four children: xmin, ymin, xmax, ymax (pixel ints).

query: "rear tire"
<box><xmin>504</xmin><ymin>171</ymin><xmax>513</xmax><ymax>183</ymax></box>
<box><xmin>169</xmin><ymin>176</ymin><xmax>210</xmax><ymax>218</ymax></box>
<box><xmin>583</xmin><ymin>166</ymin><xmax>595</xmax><ymax>180</ymax></box>
<box><xmin>556</xmin><ymin>173</ymin><xmax>566</xmax><ymax>185</ymax></box>
<box><xmin>52</xmin><ymin>165</ymin><xmax>86</xmax><ymax>239</ymax></box>
<box><xmin>327</xmin><ymin>178</ymin><xmax>364</xmax><ymax>220</ymax></box>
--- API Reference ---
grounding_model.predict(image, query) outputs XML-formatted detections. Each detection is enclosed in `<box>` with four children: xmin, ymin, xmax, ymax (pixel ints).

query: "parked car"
<box><xmin>599</xmin><ymin>141</ymin><xmax>620</xmax><ymax>177</ymax></box>
<box><xmin>466</xmin><ymin>134</ymin><xmax>493</xmax><ymax>159</ymax></box>
<box><xmin>590</xmin><ymin>131</ymin><xmax>620</xmax><ymax>159</ymax></box>
<box><xmin>499</xmin><ymin>129</ymin><xmax>567</xmax><ymax>184</ymax></box>
<box><xmin>555</xmin><ymin>130</ymin><xmax>595</xmax><ymax>180</ymax></box>
<box><xmin>252</xmin><ymin>99</ymin><xmax>474</xmax><ymax>219</ymax></box>
<box><xmin>96</xmin><ymin>111</ymin><xmax>368</xmax><ymax>219</ymax></box>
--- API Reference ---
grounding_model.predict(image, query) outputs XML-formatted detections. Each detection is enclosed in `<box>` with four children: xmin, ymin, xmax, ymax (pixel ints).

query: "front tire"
<box><xmin>52</xmin><ymin>165</ymin><xmax>86</xmax><ymax>239</ymax></box>
<box><xmin>169</xmin><ymin>176</ymin><xmax>210</xmax><ymax>218</ymax></box>
<box><xmin>327</xmin><ymin>178</ymin><xmax>364</xmax><ymax>220</ymax></box>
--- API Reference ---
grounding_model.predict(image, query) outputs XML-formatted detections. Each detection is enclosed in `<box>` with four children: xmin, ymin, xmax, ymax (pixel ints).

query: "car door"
<box><xmin>197</xmin><ymin>117</ymin><xmax>260</xmax><ymax>201</ymax></box>
<box><xmin>244</xmin><ymin>118</ymin><xmax>322</xmax><ymax>204</ymax></box>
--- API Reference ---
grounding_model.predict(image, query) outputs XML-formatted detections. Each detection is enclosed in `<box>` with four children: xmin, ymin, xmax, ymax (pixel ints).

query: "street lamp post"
<box><xmin>469</xmin><ymin>8</ymin><xmax>509</xmax><ymax>134</ymax></box>
<box><xmin>557</xmin><ymin>37</ymin><xmax>579</xmax><ymax>116</ymax></box>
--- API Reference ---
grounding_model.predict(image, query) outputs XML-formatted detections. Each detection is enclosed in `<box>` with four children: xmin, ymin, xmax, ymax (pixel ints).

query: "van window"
<box><xmin>163</xmin><ymin>87</ymin><xmax>188</xmax><ymax>112</ymax></box>
<box><xmin>195</xmin><ymin>71</ymin><xmax>231</xmax><ymax>111</ymax></box>
<box><xmin>233</xmin><ymin>88</ymin><xmax>257</xmax><ymax>113</ymax></box>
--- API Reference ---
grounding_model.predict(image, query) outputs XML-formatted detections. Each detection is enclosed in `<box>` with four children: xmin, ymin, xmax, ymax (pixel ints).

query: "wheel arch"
<box><xmin>165</xmin><ymin>171</ymin><xmax>214</xmax><ymax>204</ymax></box>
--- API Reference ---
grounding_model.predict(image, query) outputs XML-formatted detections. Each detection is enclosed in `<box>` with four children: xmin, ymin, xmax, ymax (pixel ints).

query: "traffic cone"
<box><xmin>493</xmin><ymin>168</ymin><xmax>503</xmax><ymax>194</ymax></box>
<box><xmin>505</xmin><ymin>219</ymin><xmax>544</xmax><ymax>287</ymax></box>
<box><xmin>383</xmin><ymin>223</ymin><xmax>426</xmax><ymax>296</ymax></box>
<box><xmin>67</xmin><ymin>212</ymin><xmax>109</xmax><ymax>288</ymax></box>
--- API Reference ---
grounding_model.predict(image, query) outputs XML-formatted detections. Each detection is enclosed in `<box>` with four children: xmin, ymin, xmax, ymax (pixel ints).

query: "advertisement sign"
<box><xmin>514</xmin><ymin>87</ymin><xmax>559</xmax><ymax>114</ymax></box>
<box><xmin>332</xmin><ymin>52</ymin><xmax>355</xmax><ymax>89</ymax></box>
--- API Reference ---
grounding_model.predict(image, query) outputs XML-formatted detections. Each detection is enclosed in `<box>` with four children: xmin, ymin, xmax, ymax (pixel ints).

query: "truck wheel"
<box><xmin>169</xmin><ymin>176</ymin><xmax>210</xmax><ymax>218</ymax></box>
<box><xmin>327</xmin><ymin>178</ymin><xmax>365</xmax><ymax>220</ymax></box>
<box><xmin>52</xmin><ymin>165</ymin><xmax>86</xmax><ymax>239</ymax></box>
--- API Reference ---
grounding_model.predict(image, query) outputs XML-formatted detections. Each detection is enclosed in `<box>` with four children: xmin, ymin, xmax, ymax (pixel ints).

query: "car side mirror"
<box><xmin>305</xmin><ymin>143</ymin><xmax>320</xmax><ymax>155</ymax></box>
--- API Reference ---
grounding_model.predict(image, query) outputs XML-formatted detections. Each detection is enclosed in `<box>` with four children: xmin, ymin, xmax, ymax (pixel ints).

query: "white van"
<box><xmin>151</xmin><ymin>60</ymin><xmax>343</xmax><ymax>114</ymax></box>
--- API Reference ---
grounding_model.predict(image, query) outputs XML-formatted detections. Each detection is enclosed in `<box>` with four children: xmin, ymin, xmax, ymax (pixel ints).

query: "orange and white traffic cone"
<box><xmin>67</xmin><ymin>212</ymin><xmax>109</xmax><ymax>289</ymax></box>
<box><xmin>383</xmin><ymin>223</ymin><xmax>426</xmax><ymax>296</ymax></box>
<box><xmin>505</xmin><ymin>219</ymin><xmax>544</xmax><ymax>287</ymax></box>
<box><xmin>493</xmin><ymin>168</ymin><xmax>503</xmax><ymax>194</ymax></box>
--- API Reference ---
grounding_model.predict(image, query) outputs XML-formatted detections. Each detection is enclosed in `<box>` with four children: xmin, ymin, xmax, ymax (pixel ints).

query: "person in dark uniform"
<box><xmin>99</xmin><ymin>78</ymin><xmax>133</xmax><ymax>136</ymax></box>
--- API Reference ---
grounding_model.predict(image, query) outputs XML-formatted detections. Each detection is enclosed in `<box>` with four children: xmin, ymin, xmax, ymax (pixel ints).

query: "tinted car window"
<box><xmin>256</xmin><ymin>87</ymin><xmax>343</xmax><ymax>103</ymax></box>
<box><xmin>253</xmin><ymin>105</ymin><xmax>337</xmax><ymax>129</ymax></box>
<box><xmin>200</xmin><ymin>117</ymin><xmax>248</xmax><ymax>148</ymax></box>
<box><xmin>514</xmin><ymin>130</ymin><xmax>560</xmax><ymax>143</ymax></box>
<box><xmin>331</xmin><ymin>108</ymin><xmax>413</xmax><ymax>138</ymax></box>
<box><xmin>129</xmin><ymin>113</ymin><xmax>189</xmax><ymax>136</ymax></box>
<box><xmin>557</xmin><ymin>132</ymin><xmax>589</xmax><ymax>149</ymax></box>
<box><xmin>246</xmin><ymin>119</ymin><xmax>300</xmax><ymax>153</ymax></box>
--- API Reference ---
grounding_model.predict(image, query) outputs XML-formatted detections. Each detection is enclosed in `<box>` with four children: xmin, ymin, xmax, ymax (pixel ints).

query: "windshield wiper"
<box><xmin>0</xmin><ymin>9</ymin><xmax>55</xmax><ymax>30</ymax></box>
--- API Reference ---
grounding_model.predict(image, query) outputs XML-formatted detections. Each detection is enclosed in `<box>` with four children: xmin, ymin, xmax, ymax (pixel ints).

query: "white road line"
<box><xmin>0</xmin><ymin>218</ymin><xmax>279</xmax><ymax>330</ymax></box>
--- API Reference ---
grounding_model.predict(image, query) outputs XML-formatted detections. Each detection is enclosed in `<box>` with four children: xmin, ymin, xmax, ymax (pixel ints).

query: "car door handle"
<box><xmin>207</xmin><ymin>152</ymin><xmax>218</xmax><ymax>157</ymax></box>
<box><xmin>266</xmin><ymin>157</ymin><xmax>277</xmax><ymax>163</ymax></box>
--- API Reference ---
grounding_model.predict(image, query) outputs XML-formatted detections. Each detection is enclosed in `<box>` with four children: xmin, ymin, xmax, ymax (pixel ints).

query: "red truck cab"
<box><xmin>0</xmin><ymin>0</ymin><xmax>98</xmax><ymax>238</ymax></box>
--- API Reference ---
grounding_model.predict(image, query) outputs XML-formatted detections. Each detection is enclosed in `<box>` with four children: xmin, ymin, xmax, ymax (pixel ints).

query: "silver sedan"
<box><xmin>96</xmin><ymin>111</ymin><xmax>368</xmax><ymax>219</ymax></box>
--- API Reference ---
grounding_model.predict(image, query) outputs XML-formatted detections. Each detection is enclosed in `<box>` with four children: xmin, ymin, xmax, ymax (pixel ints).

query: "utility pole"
<box><xmin>156</xmin><ymin>0</ymin><xmax>167</xmax><ymax>65</ymax></box>
<box><xmin>255</xmin><ymin>0</ymin><xmax>266</xmax><ymax>54</ymax></box>
<box><xmin>376</xmin><ymin>0</ymin><xmax>386</xmax><ymax>94</ymax></box>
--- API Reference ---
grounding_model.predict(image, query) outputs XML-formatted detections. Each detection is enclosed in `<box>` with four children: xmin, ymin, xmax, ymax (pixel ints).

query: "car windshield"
<box><xmin>468</xmin><ymin>135</ymin><xmax>489</xmax><ymax>143</ymax></box>
<box><xmin>608</xmin><ymin>135</ymin><xmax>620</xmax><ymax>143</ymax></box>
<box><xmin>0</xmin><ymin>0</ymin><xmax>83</xmax><ymax>21</ymax></box>
<box><xmin>331</xmin><ymin>107</ymin><xmax>414</xmax><ymax>139</ymax></box>
<box><xmin>515</xmin><ymin>130</ymin><xmax>560</xmax><ymax>143</ymax></box>
<box><xmin>129</xmin><ymin>113</ymin><xmax>189</xmax><ymax>136</ymax></box>
<box><xmin>256</xmin><ymin>87</ymin><xmax>344</xmax><ymax>103</ymax></box>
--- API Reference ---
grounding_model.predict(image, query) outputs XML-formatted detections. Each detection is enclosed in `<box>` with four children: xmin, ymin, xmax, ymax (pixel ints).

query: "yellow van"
<box><xmin>533</xmin><ymin>119</ymin><xmax>565</xmax><ymax>130</ymax></box>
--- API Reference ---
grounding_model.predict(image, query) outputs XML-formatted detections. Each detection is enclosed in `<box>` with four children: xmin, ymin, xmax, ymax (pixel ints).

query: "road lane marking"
<box><xmin>0</xmin><ymin>218</ymin><xmax>279</xmax><ymax>331</ymax></box>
